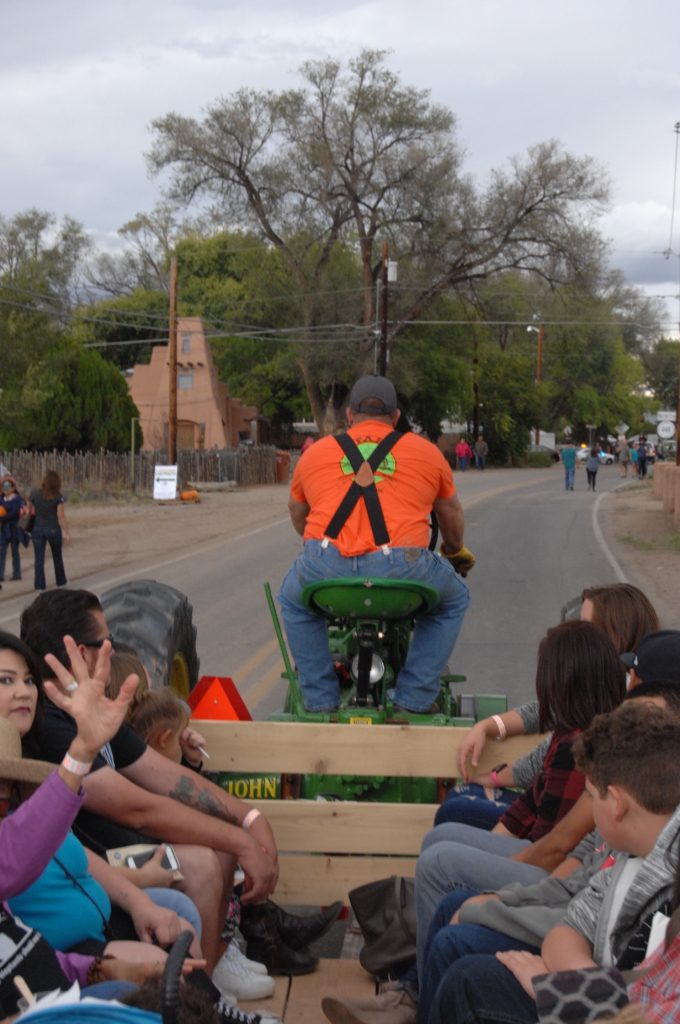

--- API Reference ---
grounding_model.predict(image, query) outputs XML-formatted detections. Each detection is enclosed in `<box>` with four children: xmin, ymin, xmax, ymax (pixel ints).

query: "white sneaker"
<box><xmin>213</xmin><ymin>943</ymin><xmax>276</xmax><ymax>1001</ymax></box>
<box><xmin>230</xmin><ymin>939</ymin><xmax>269</xmax><ymax>976</ymax></box>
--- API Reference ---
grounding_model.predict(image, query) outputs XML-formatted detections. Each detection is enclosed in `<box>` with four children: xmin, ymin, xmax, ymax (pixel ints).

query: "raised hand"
<box><xmin>44</xmin><ymin>636</ymin><xmax>139</xmax><ymax>763</ymax></box>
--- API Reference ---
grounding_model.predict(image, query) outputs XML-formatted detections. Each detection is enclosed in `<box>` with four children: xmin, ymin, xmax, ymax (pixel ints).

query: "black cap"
<box><xmin>348</xmin><ymin>375</ymin><xmax>397</xmax><ymax>415</ymax></box>
<box><xmin>620</xmin><ymin>629</ymin><xmax>680</xmax><ymax>683</ymax></box>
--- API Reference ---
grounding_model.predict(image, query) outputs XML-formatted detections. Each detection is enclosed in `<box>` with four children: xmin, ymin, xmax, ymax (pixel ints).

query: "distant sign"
<box><xmin>657</xmin><ymin>420</ymin><xmax>676</xmax><ymax>440</ymax></box>
<box><xmin>657</xmin><ymin>410</ymin><xmax>676</xmax><ymax>422</ymax></box>
<box><xmin>153</xmin><ymin>465</ymin><xmax>178</xmax><ymax>500</ymax></box>
<box><xmin>615</xmin><ymin>422</ymin><xmax>629</xmax><ymax>435</ymax></box>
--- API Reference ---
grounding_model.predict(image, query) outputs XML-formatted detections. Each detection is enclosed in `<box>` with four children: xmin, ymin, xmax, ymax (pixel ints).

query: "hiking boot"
<box><xmin>270</xmin><ymin>901</ymin><xmax>343</xmax><ymax>950</ymax></box>
<box><xmin>321</xmin><ymin>989</ymin><xmax>417</xmax><ymax>1024</ymax></box>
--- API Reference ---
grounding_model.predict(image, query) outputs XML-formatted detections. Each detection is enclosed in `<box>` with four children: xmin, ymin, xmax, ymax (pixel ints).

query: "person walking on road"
<box><xmin>473</xmin><ymin>436</ymin><xmax>488</xmax><ymax>471</ymax></box>
<box><xmin>636</xmin><ymin>437</ymin><xmax>648</xmax><ymax>479</ymax></box>
<box><xmin>0</xmin><ymin>477</ymin><xmax>24</xmax><ymax>583</ymax></box>
<box><xmin>560</xmin><ymin>442</ymin><xmax>576</xmax><ymax>491</ymax></box>
<box><xmin>29</xmin><ymin>470</ymin><xmax>70</xmax><ymax>591</ymax></box>
<box><xmin>585</xmin><ymin>446</ymin><xmax>600</xmax><ymax>491</ymax></box>
<box><xmin>455</xmin><ymin>438</ymin><xmax>473</xmax><ymax>472</ymax></box>
<box><xmin>618</xmin><ymin>437</ymin><xmax>631</xmax><ymax>478</ymax></box>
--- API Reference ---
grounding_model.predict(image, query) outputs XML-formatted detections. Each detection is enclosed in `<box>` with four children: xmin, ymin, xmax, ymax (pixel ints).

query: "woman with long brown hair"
<box><xmin>29</xmin><ymin>469</ymin><xmax>70</xmax><ymax>591</ymax></box>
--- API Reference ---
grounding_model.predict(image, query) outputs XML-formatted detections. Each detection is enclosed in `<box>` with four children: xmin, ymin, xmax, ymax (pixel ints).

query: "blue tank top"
<box><xmin>8</xmin><ymin>831</ymin><xmax>111</xmax><ymax>949</ymax></box>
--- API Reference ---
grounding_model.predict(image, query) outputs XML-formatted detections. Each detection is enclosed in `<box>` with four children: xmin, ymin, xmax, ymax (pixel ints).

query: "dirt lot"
<box><xmin>5</xmin><ymin>477</ymin><xmax>680</xmax><ymax>627</ymax></box>
<box><xmin>598</xmin><ymin>478</ymin><xmax>680</xmax><ymax>626</ymax></box>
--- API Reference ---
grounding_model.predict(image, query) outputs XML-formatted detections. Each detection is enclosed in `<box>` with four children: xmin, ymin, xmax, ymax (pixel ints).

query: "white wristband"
<box><xmin>61</xmin><ymin>752</ymin><xmax>93</xmax><ymax>776</ymax></box>
<box><xmin>492</xmin><ymin>715</ymin><xmax>507</xmax><ymax>741</ymax></box>
<box><xmin>242</xmin><ymin>809</ymin><xmax>261</xmax><ymax>831</ymax></box>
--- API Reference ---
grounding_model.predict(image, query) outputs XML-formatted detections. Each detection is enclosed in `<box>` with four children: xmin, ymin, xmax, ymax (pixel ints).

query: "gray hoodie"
<box><xmin>458</xmin><ymin>829</ymin><xmax>606</xmax><ymax>946</ymax></box>
<box><xmin>564</xmin><ymin>803</ymin><xmax>680</xmax><ymax>964</ymax></box>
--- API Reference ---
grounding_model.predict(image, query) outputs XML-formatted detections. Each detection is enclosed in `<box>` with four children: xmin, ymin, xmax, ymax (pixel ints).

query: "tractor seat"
<box><xmin>302</xmin><ymin>577</ymin><xmax>440</xmax><ymax>620</ymax></box>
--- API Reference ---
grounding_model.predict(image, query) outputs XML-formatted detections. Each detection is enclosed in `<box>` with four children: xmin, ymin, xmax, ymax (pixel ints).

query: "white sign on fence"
<box><xmin>153</xmin><ymin>465</ymin><xmax>178</xmax><ymax>500</ymax></box>
<box><xmin>657</xmin><ymin>410</ymin><xmax>676</xmax><ymax>421</ymax></box>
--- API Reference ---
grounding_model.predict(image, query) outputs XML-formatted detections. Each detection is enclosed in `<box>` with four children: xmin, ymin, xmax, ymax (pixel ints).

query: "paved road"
<box><xmin>0</xmin><ymin>461</ymin><xmax>625</xmax><ymax>717</ymax></box>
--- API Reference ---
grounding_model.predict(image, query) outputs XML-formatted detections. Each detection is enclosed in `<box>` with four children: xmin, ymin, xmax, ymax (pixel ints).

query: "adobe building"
<box><xmin>127</xmin><ymin>317</ymin><xmax>258</xmax><ymax>450</ymax></box>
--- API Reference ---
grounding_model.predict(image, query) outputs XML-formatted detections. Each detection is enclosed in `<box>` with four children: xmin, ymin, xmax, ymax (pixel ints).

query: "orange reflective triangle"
<box><xmin>188</xmin><ymin>676</ymin><xmax>252</xmax><ymax>721</ymax></box>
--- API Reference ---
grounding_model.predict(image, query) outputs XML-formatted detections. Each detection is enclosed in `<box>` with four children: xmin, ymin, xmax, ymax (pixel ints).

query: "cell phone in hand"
<box><xmin>125</xmin><ymin>845</ymin><xmax>181</xmax><ymax>872</ymax></box>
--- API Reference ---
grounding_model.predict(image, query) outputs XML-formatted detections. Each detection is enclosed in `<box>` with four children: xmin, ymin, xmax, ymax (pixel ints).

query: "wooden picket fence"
<box><xmin>0</xmin><ymin>446</ymin><xmax>279</xmax><ymax>496</ymax></box>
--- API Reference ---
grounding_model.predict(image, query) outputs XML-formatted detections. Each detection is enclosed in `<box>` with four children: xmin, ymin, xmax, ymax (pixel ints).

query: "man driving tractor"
<box><xmin>278</xmin><ymin>374</ymin><xmax>474</xmax><ymax>714</ymax></box>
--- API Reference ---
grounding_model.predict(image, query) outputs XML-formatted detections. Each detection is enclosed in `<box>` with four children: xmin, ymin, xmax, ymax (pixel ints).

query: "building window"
<box><xmin>178</xmin><ymin>373</ymin><xmax>194</xmax><ymax>390</ymax></box>
<box><xmin>181</xmin><ymin>333</ymin><xmax>191</xmax><ymax>353</ymax></box>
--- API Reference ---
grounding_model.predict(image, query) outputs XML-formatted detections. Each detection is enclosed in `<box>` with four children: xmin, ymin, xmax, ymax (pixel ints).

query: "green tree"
<box><xmin>641</xmin><ymin>337</ymin><xmax>680</xmax><ymax>409</ymax></box>
<box><xmin>0</xmin><ymin>345</ymin><xmax>138</xmax><ymax>452</ymax></box>
<box><xmin>148</xmin><ymin>49</ymin><xmax>611</xmax><ymax>431</ymax></box>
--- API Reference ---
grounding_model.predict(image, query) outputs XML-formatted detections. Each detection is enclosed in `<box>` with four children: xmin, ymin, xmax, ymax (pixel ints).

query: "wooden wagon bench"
<box><xmin>196</xmin><ymin>719</ymin><xmax>539</xmax><ymax>1022</ymax></box>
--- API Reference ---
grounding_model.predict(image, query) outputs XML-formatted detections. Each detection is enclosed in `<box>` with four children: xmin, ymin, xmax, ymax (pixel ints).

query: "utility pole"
<box><xmin>168</xmin><ymin>255</ymin><xmax>178</xmax><ymax>465</ymax></box>
<box><xmin>378</xmin><ymin>242</ymin><xmax>389</xmax><ymax>376</ymax></box>
<box><xmin>534</xmin><ymin>322</ymin><xmax>544</xmax><ymax>446</ymax></box>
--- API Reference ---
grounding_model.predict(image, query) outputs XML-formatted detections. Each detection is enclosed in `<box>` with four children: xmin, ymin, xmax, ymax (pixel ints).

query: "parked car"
<box><xmin>575</xmin><ymin>448</ymin><xmax>614</xmax><ymax>465</ymax></box>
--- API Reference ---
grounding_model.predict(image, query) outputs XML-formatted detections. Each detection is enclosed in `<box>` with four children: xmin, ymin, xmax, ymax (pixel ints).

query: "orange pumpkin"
<box><xmin>180</xmin><ymin>489</ymin><xmax>200</xmax><ymax>503</ymax></box>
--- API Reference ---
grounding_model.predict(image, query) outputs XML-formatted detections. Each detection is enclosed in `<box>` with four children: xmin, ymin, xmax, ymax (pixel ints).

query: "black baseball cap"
<box><xmin>620</xmin><ymin>629</ymin><xmax>680</xmax><ymax>683</ymax></box>
<box><xmin>348</xmin><ymin>375</ymin><xmax>397</xmax><ymax>415</ymax></box>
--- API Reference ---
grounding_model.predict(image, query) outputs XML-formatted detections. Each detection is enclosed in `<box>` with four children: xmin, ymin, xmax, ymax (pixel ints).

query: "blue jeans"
<box><xmin>429</xmin><ymin>953</ymin><xmax>538</xmax><ymax>1024</ymax></box>
<box><xmin>434</xmin><ymin>784</ymin><xmax>516</xmax><ymax>829</ymax></box>
<box><xmin>417</xmin><ymin>891</ymin><xmax>538</xmax><ymax>1024</ymax></box>
<box><xmin>278</xmin><ymin>540</ymin><xmax>470</xmax><ymax>712</ymax></box>
<box><xmin>415</xmin><ymin>822</ymin><xmax>544</xmax><ymax>978</ymax></box>
<box><xmin>0</xmin><ymin>527</ymin><xmax>21</xmax><ymax>580</ymax></box>
<box><xmin>32</xmin><ymin>527</ymin><xmax>67</xmax><ymax>590</ymax></box>
<box><xmin>144</xmin><ymin>887</ymin><xmax>202</xmax><ymax>939</ymax></box>
<box><xmin>563</xmin><ymin>467</ymin><xmax>575</xmax><ymax>490</ymax></box>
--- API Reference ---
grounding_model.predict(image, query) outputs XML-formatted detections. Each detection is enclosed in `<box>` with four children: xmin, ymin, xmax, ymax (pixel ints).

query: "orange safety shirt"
<box><xmin>290</xmin><ymin>420</ymin><xmax>456</xmax><ymax>556</ymax></box>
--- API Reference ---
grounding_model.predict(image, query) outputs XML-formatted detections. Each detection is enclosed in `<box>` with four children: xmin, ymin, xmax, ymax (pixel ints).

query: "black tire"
<box><xmin>101</xmin><ymin>579</ymin><xmax>200</xmax><ymax>698</ymax></box>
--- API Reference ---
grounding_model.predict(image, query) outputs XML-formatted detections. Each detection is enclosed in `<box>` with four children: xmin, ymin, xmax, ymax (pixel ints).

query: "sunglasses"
<box><xmin>78</xmin><ymin>634</ymin><xmax>115</xmax><ymax>649</ymax></box>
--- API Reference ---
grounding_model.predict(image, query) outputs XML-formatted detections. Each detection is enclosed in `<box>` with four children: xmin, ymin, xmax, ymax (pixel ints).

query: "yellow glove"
<box><xmin>440</xmin><ymin>543</ymin><xmax>476</xmax><ymax>577</ymax></box>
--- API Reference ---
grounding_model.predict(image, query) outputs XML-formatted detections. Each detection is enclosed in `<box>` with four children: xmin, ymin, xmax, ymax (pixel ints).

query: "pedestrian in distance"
<box><xmin>618</xmin><ymin>437</ymin><xmax>631</xmax><ymax>478</ymax></box>
<box><xmin>0</xmin><ymin>476</ymin><xmax>24</xmax><ymax>583</ymax></box>
<box><xmin>28</xmin><ymin>469</ymin><xmax>70</xmax><ymax>591</ymax></box>
<box><xmin>560</xmin><ymin>442</ymin><xmax>576</xmax><ymax>491</ymax></box>
<box><xmin>585</xmin><ymin>447</ymin><xmax>600</xmax><ymax>492</ymax></box>
<box><xmin>636</xmin><ymin>437</ymin><xmax>648</xmax><ymax>479</ymax></box>
<box><xmin>455</xmin><ymin>437</ymin><xmax>473</xmax><ymax>471</ymax></box>
<box><xmin>474</xmin><ymin>435</ymin><xmax>489</xmax><ymax>471</ymax></box>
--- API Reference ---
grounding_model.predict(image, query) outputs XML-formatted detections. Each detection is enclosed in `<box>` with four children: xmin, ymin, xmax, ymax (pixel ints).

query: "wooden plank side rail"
<box><xmin>194</xmin><ymin>720</ymin><xmax>542</xmax><ymax>906</ymax></box>
<box><xmin>196</xmin><ymin>720</ymin><xmax>538</xmax><ymax>776</ymax></box>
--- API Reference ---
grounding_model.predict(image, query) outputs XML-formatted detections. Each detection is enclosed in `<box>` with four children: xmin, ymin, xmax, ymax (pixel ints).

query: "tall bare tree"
<box><xmin>149</xmin><ymin>50</ymin><xmax>611</xmax><ymax>430</ymax></box>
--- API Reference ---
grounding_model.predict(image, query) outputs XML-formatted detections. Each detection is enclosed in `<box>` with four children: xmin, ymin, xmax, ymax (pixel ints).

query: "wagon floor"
<box><xmin>239</xmin><ymin>959</ymin><xmax>376</xmax><ymax>1023</ymax></box>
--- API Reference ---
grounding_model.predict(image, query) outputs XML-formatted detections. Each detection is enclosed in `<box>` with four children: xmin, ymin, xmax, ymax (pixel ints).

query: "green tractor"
<box><xmin>102</xmin><ymin>577</ymin><xmax>508</xmax><ymax>805</ymax></box>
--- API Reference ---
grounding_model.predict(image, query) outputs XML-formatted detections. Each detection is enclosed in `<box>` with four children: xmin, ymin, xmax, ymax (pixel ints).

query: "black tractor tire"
<box><xmin>101</xmin><ymin>579</ymin><xmax>200</xmax><ymax>698</ymax></box>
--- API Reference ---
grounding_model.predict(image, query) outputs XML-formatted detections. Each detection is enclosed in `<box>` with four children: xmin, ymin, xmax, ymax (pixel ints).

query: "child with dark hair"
<box><xmin>426</xmin><ymin>702</ymin><xmax>680</xmax><ymax>1024</ymax></box>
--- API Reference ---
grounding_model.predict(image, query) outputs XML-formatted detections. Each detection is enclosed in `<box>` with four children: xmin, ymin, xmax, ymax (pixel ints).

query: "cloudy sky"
<box><xmin>3</xmin><ymin>0</ymin><xmax>680</xmax><ymax>331</ymax></box>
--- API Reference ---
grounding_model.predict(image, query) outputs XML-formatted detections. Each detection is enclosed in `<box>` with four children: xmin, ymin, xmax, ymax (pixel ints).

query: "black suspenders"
<box><xmin>324</xmin><ymin>431</ymin><xmax>402</xmax><ymax>549</ymax></box>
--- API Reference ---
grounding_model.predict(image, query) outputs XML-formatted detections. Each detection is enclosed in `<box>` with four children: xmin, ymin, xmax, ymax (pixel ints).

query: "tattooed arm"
<box><xmin>122</xmin><ymin>747</ymin><xmax>278</xmax><ymax>865</ymax></box>
<box><xmin>80</xmin><ymin>764</ymin><xmax>278</xmax><ymax>901</ymax></box>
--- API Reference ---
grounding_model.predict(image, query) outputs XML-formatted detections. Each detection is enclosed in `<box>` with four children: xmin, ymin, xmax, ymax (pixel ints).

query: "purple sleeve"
<box><xmin>0</xmin><ymin>770</ymin><xmax>85</xmax><ymax>899</ymax></box>
<box><xmin>55</xmin><ymin>950</ymin><xmax>93</xmax><ymax>987</ymax></box>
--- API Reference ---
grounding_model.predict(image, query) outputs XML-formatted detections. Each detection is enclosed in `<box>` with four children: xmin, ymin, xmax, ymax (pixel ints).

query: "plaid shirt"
<box><xmin>628</xmin><ymin>932</ymin><xmax>680</xmax><ymax>1024</ymax></box>
<box><xmin>499</xmin><ymin>727</ymin><xmax>585</xmax><ymax>841</ymax></box>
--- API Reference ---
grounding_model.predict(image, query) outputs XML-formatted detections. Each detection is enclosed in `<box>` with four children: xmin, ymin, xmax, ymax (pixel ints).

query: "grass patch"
<box><xmin>622</xmin><ymin>531</ymin><xmax>680</xmax><ymax>553</ymax></box>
